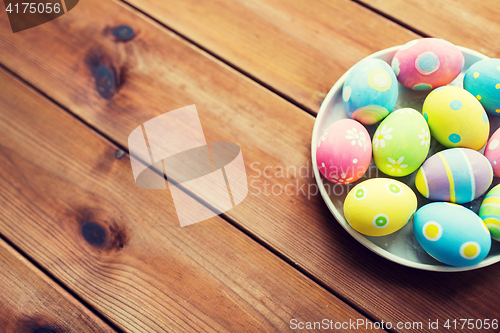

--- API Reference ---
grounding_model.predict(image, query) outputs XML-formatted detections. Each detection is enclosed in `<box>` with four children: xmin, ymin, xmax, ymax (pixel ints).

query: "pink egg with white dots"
<box><xmin>485</xmin><ymin>127</ymin><xmax>500</xmax><ymax>177</ymax></box>
<box><xmin>316</xmin><ymin>119</ymin><xmax>372</xmax><ymax>184</ymax></box>
<box><xmin>391</xmin><ymin>38</ymin><xmax>464</xmax><ymax>91</ymax></box>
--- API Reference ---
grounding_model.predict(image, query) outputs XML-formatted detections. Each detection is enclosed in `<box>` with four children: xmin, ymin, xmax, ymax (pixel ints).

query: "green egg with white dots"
<box><xmin>373</xmin><ymin>108</ymin><xmax>430</xmax><ymax>177</ymax></box>
<box><xmin>344</xmin><ymin>178</ymin><xmax>417</xmax><ymax>236</ymax></box>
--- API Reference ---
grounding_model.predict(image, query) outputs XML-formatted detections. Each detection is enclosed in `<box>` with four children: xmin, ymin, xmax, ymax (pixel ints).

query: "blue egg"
<box><xmin>463</xmin><ymin>58</ymin><xmax>500</xmax><ymax>116</ymax></box>
<box><xmin>413</xmin><ymin>202</ymin><xmax>491</xmax><ymax>267</ymax></box>
<box><xmin>342</xmin><ymin>58</ymin><xmax>398</xmax><ymax>125</ymax></box>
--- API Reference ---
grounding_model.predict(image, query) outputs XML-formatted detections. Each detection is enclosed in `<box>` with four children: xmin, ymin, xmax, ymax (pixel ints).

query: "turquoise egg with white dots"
<box><xmin>463</xmin><ymin>58</ymin><xmax>500</xmax><ymax>116</ymax></box>
<box><xmin>344</xmin><ymin>178</ymin><xmax>417</xmax><ymax>236</ymax></box>
<box><xmin>413</xmin><ymin>202</ymin><xmax>491</xmax><ymax>267</ymax></box>
<box><xmin>342</xmin><ymin>58</ymin><xmax>398</xmax><ymax>125</ymax></box>
<box><xmin>422</xmin><ymin>86</ymin><xmax>489</xmax><ymax>151</ymax></box>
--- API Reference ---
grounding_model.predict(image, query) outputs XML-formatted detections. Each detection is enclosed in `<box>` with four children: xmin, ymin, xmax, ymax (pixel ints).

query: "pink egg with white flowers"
<box><xmin>316</xmin><ymin>119</ymin><xmax>372</xmax><ymax>184</ymax></box>
<box><xmin>391</xmin><ymin>38</ymin><xmax>464</xmax><ymax>91</ymax></box>
<box><xmin>485</xmin><ymin>127</ymin><xmax>500</xmax><ymax>177</ymax></box>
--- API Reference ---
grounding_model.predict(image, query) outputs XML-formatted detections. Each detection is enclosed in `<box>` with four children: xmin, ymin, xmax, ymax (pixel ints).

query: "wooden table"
<box><xmin>0</xmin><ymin>0</ymin><xmax>499</xmax><ymax>332</ymax></box>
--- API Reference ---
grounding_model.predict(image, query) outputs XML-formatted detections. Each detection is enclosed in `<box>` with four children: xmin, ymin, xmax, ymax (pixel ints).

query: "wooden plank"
<box><xmin>0</xmin><ymin>237</ymin><xmax>116</xmax><ymax>333</ymax></box>
<box><xmin>357</xmin><ymin>0</ymin><xmax>500</xmax><ymax>57</ymax></box>
<box><xmin>0</xmin><ymin>68</ymin><xmax>373</xmax><ymax>332</ymax></box>
<box><xmin>0</xmin><ymin>0</ymin><xmax>499</xmax><ymax>331</ymax></box>
<box><xmin>80</xmin><ymin>0</ymin><xmax>418</xmax><ymax>114</ymax></box>
<box><xmin>125</xmin><ymin>0</ymin><xmax>418</xmax><ymax>113</ymax></box>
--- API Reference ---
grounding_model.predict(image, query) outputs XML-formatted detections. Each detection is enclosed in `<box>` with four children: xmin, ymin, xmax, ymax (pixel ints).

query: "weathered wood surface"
<box><xmin>1</xmin><ymin>0</ymin><xmax>500</xmax><ymax>331</ymax></box>
<box><xmin>0</xmin><ymin>237</ymin><xmax>116</xmax><ymax>333</ymax></box>
<box><xmin>0</xmin><ymin>67</ymin><xmax>373</xmax><ymax>332</ymax></box>
<box><xmin>357</xmin><ymin>0</ymin><xmax>500</xmax><ymax>58</ymax></box>
<box><xmin>120</xmin><ymin>0</ymin><xmax>417</xmax><ymax>113</ymax></box>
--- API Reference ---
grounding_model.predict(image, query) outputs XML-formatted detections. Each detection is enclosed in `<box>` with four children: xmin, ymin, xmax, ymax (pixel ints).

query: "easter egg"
<box><xmin>479</xmin><ymin>185</ymin><xmax>500</xmax><ymax>242</ymax></box>
<box><xmin>413</xmin><ymin>202</ymin><xmax>491</xmax><ymax>267</ymax></box>
<box><xmin>391</xmin><ymin>38</ymin><xmax>464</xmax><ymax>91</ymax></box>
<box><xmin>422</xmin><ymin>86</ymin><xmax>489</xmax><ymax>150</ymax></box>
<box><xmin>484</xmin><ymin>127</ymin><xmax>500</xmax><ymax>177</ymax></box>
<box><xmin>342</xmin><ymin>58</ymin><xmax>398</xmax><ymax>125</ymax></box>
<box><xmin>372</xmin><ymin>108</ymin><xmax>430</xmax><ymax>177</ymax></box>
<box><xmin>344</xmin><ymin>178</ymin><xmax>417</xmax><ymax>236</ymax></box>
<box><xmin>316</xmin><ymin>119</ymin><xmax>372</xmax><ymax>184</ymax></box>
<box><xmin>463</xmin><ymin>58</ymin><xmax>500</xmax><ymax>116</ymax></box>
<box><xmin>415</xmin><ymin>148</ymin><xmax>493</xmax><ymax>204</ymax></box>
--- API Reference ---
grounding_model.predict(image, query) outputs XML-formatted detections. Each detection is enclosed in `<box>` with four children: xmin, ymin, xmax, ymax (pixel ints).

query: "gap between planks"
<box><xmin>350</xmin><ymin>0</ymin><xmax>430</xmax><ymax>38</ymax></box>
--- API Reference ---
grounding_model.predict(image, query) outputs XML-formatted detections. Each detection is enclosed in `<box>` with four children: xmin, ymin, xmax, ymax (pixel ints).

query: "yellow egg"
<box><xmin>344</xmin><ymin>178</ymin><xmax>417</xmax><ymax>236</ymax></box>
<box><xmin>422</xmin><ymin>86</ymin><xmax>489</xmax><ymax>150</ymax></box>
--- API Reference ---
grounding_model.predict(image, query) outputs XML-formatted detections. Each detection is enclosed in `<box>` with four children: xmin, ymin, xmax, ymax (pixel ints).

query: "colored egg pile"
<box><xmin>317</xmin><ymin>37</ymin><xmax>500</xmax><ymax>267</ymax></box>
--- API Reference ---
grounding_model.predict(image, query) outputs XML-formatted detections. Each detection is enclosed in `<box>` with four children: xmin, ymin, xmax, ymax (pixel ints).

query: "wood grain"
<box><xmin>0</xmin><ymin>68</ymin><xmax>373</xmax><ymax>332</ymax></box>
<box><xmin>0</xmin><ymin>237</ymin><xmax>116</xmax><ymax>333</ymax></box>
<box><xmin>116</xmin><ymin>0</ymin><xmax>417</xmax><ymax>113</ymax></box>
<box><xmin>357</xmin><ymin>0</ymin><xmax>500</xmax><ymax>57</ymax></box>
<box><xmin>0</xmin><ymin>0</ymin><xmax>499</xmax><ymax>331</ymax></box>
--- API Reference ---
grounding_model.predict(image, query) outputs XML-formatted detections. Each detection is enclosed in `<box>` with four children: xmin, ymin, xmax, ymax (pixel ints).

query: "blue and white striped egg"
<box><xmin>342</xmin><ymin>58</ymin><xmax>398</xmax><ymax>125</ymax></box>
<box><xmin>415</xmin><ymin>148</ymin><xmax>493</xmax><ymax>204</ymax></box>
<box><xmin>463</xmin><ymin>58</ymin><xmax>500</xmax><ymax>116</ymax></box>
<box><xmin>414</xmin><ymin>203</ymin><xmax>491</xmax><ymax>267</ymax></box>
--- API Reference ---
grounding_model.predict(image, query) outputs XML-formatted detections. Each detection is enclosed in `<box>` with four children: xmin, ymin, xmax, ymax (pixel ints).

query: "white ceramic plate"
<box><xmin>311</xmin><ymin>45</ymin><xmax>500</xmax><ymax>272</ymax></box>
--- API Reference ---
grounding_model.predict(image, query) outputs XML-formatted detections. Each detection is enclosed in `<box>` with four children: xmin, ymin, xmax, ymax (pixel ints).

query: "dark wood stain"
<box><xmin>82</xmin><ymin>221</ymin><xmax>107</xmax><ymax>247</ymax></box>
<box><xmin>112</xmin><ymin>25</ymin><xmax>136</xmax><ymax>42</ymax></box>
<box><xmin>33</xmin><ymin>328</ymin><xmax>58</xmax><ymax>333</ymax></box>
<box><xmin>85</xmin><ymin>47</ymin><xmax>126</xmax><ymax>100</ymax></box>
<box><xmin>77</xmin><ymin>208</ymin><xmax>129</xmax><ymax>252</ymax></box>
<box><xmin>15</xmin><ymin>317</ymin><xmax>65</xmax><ymax>333</ymax></box>
<box><xmin>114</xmin><ymin>149</ymin><xmax>126</xmax><ymax>159</ymax></box>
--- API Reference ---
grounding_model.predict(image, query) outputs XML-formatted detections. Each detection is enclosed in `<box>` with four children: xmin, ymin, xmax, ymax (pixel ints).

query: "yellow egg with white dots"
<box><xmin>343</xmin><ymin>178</ymin><xmax>417</xmax><ymax>236</ymax></box>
